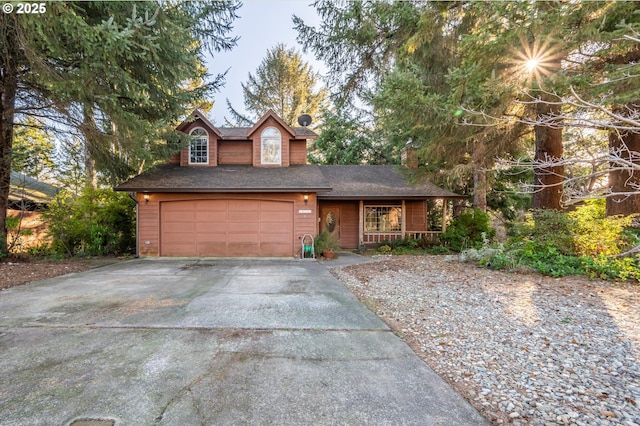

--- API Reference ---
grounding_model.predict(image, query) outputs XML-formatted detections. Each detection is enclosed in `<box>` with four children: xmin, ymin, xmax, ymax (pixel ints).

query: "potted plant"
<box><xmin>314</xmin><ymin>230</ymin><xmax>339</xmax><ymax>259</ymax></box>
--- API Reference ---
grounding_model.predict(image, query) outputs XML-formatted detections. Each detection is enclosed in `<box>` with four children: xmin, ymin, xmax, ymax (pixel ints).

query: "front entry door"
<box><xmin>320</xmin><ymin>205</ymin><xmax>340</xmax><ymax>246</ymax></box>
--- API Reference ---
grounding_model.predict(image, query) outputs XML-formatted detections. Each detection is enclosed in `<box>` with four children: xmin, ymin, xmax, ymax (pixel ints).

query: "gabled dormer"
<box><xmin>175</xmin><ymin>110</ymin><xmax>221</xmax><ymax>167</ymax></box>
<box><xmin>247</xmin><ymin>110</ymin><xmax>297</xmax><ymax>167</ymax></box>
<box><xmin>173</xmin><ymin>109</ymin><xmax>316</xmax><ymax>167</ymax></box>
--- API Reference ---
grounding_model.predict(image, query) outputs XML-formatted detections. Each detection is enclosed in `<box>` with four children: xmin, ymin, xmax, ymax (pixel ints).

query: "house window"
<box><xmin>189</xmin><ymin>128</ymin><xmax>208</xmax><ymax>164</ymax></box>
<box><xmin>261</xmin><ymin>127</ymin><xmax>281</xmax><ymax>165</ymax></box>
<box><xmin>365</xmin><ymin>206</ymin><xmax>402</xmax><ymax>232</ymax></box>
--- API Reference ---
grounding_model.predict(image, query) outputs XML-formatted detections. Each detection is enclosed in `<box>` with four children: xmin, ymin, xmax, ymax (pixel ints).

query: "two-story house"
<box><xmin>115</xmin><ymin>109</ymin><xmax>463</xmax><ymax>257</ymax></box>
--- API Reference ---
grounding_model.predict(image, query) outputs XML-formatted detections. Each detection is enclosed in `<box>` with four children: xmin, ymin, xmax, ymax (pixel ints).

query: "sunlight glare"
<box><xmin>525</xmin><ymin>58</ymin><xmax>540</xmax><ymax>73</ymax></box>
<box><xmin>510</xmin><ymin>36</ymin><xmax>563</xmax><ymax>86</ymax></box>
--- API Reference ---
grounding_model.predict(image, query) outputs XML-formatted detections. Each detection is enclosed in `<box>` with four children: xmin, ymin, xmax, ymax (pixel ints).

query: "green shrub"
<box><xmin>44</xmin><ymin>187</ymin><xmax>135</xmax><ymax>256</ymax></box>
<box><xmin>582</xmin><ymin>255</ymin><xmax>640</xmax><ymax>281</ymax></box>
<box><xmin>377</xmin><ymin>244</ymin><xmax>392</xmax><ymax>254</ymax></box>
<box><xmin>440</xmin><ymin>208</ymin><xmax>496</xmax><ymax>252</ymax></box>
<box><xmin>314</xmin><ymin>230</ymin><xmax>339</xmax><ymax>257</ymax></box>
<box><xmin>567</xmin><ymin>199</ymin><xmax>634</xmax><ymax>256</ymax></box>
<box><xmin>508</xmin><ymin>209</ymin><xmax>575</xmax><ymax>255</ymax></box>
<box><xmin>474</xmin><ymin>201</ymin><xmax>640</xmax><ymax>281</ymax></box>
<box><xmin>509</xmin><ymin>201</ymin><xmax>635</xmax><ymax>257</ymax></box>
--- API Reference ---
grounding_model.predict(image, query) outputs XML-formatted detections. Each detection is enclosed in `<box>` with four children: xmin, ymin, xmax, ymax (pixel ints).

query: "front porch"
<box><xmin>318</xmin><ymin>199</ymin><xmax>453</xmax><ymax>249</ymax></box>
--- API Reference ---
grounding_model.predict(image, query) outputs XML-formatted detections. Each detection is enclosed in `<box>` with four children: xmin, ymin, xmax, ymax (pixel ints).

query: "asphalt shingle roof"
<box><xmin>9</xmin><ymin>172</ymin><xmax>59</xmax><ymax>204</ymax></box>
<box><xmin>217</xmin><ymin>127</ymin><xmax>317</xmax><ymax>139</ymax></box>
<box><xmin>115</xmin><ymin>164</ymin><xmax>462</xmax><ymax>199</ymax></box>
<box><xmin>115</xmin><ymin>164</ymin><xmax>332</xmax><ymax>193</ymax></box>
<box><xmin>318</xmin><ymin>165</ymin><xmax>462</xmax><ymax>199</ymax></box>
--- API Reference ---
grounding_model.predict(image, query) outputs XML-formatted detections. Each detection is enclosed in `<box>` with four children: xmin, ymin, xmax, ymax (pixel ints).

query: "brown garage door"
<box><xmin>160</xmin><ymin>199</ymin><xmax>294</xmax><ymax>257</ymax></box>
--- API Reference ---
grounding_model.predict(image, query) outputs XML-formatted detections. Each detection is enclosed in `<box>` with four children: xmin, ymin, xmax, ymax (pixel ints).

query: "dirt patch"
<box><xmin>0</xmin><ymin>256</ymin><xmax>121</xmax><ymax>291</ymax></box>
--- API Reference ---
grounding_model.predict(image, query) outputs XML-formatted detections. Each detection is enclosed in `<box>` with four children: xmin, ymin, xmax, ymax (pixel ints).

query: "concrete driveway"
<box><xmin>0</xmin><ymin>258</ymin><xmax>488</xmax><ymax>426</ymax></box>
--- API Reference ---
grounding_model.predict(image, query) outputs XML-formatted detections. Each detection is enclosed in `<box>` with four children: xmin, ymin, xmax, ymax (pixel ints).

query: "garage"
<box><xmin>160</xmin><ymin>199</ymin><xmax>294</xmax><ymax>257</ymax></box>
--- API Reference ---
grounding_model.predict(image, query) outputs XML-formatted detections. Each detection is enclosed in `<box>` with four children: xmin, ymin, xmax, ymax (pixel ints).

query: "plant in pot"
<box><xmin>314</xmin><ymin>230</ymin><xmax>339</xmax><ymax>259</ymax></box>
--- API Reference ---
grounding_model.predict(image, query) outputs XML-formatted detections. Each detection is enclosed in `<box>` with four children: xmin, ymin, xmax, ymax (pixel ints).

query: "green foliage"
<box><xmin>377</xmin><ymin>244</ymin><xmax>392</xmax><ymax>254</ymax></box>
<box><xmin>582</xmin><ymin>255</ymin><xmax>640</xmax><ymax>282</ymax></box>
<box><xmin>374</xmin><ymin>236</ymin><xmax>452</xmax><ymax>255</ymax></box>
<box><xmin>313</xmin><ymin>231</ymin><xmax>339</xmax><ymax>257</ymax></box>
<box><xmin>44</xmin><ymin>188</ymin><xmax>135</xmax><ymax>256</ymax></box>
<box><xmin>12</xmin><ymin>117</ymin><xmax>55</xmax><ymax>181</ymax></box>
<box><xmin>440</xmin><ymin>209</ymin><xmax>496</xmax><ymax>252</ymax></box>
<box><xmin>227</xmin><ymin>43</ymin><xmax>328</xmax><ymax>127</ymax></box>
<box><xmin>0</xmin><ymin>0</ymin><xmax>240</xmax><ymax>255</ymax></box>
<box><xmin>5</xmin><ymin>215</ymin><xmax>35</xmax><ymax>253</ymax></box>
<box><xmin>469</xmin><ymin>201</ymin><xmax>640</xmax><ymax>281</ymax></box>
<box><xmin>509</xmin><ymin>209</ymin><xmax>576</xmax><ymax>255</ymax></box>
<box><xmin>509</xmin><ymin>200</ymin><xmax>635</xmax><ymax>257</ymax></box>
<box><xmin>567</xmin><ymin>199</ymin><xmax>634</xmax><ymax>256</ymax></box>
<box><xmin>309</xmin><ymin>107</ymin><xmax>398</xmax><ymax>165</ymax></box>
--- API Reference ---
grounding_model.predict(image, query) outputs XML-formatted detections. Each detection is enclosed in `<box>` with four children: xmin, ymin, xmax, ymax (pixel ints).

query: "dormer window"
<box><xmin>261</xmin><ymin>127</ymin><xmax>281</xmax><ymax>165</ymax></box>
<box><xmin>189</xmin><ymin>128</ymin><xmax>208</xmax><ymax>164</ymax></box>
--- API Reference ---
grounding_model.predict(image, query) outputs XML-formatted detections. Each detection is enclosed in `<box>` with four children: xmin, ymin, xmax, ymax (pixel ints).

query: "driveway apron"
<box><xmin>0</xmin><ymin>258</ymin><xmax>489</xmax><ymax>425</ymax></box>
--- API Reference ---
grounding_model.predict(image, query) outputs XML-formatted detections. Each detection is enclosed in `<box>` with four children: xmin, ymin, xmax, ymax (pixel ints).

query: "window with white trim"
<box><xmin>189</xmin><ymin>128</ymin><xmax>208</xmax><ymax>164</ymax></box>
<box><xmin>261</xmin><ymin>127</ymin><xmax>281</xmax><ymax>165</ymax></box>
<box><xmin>365</xmin><ymin>206</ymin><xmax>402</xmax><ymax>232</ymax></box>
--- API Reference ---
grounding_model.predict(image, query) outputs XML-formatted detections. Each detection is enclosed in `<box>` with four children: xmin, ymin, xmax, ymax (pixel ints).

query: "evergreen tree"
<box><xmin>226</xmin><ymin>44</ymin><xmax>328</xmax><ymax>127</ymax></box>
<box><xmin>0</xmin><ymin>1</ymin><xmax>240</xmax><ymax>255</ymax></box>
<box><xmin>11</xmin><ymin>118</ymin><xmax>55</xmax><ymax>182</ymax></box>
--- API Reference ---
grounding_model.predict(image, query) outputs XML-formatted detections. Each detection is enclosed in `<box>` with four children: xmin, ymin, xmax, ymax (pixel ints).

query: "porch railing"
<box><xmin>362</xmin><ymin>231</ymin><xmax>442</xmax><ymax>245</ymax></box>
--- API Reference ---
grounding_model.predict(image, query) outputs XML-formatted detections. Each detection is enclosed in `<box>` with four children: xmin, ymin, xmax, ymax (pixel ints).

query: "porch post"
<box><xmin>358</xmin><ymin>200</ymin><xmax>364</xmax><ymax>247</ymax></box>
<box><xmin>401</xmin><ymin>199</ymin><xmax>406</xmax><ymax>238</ymax></box>
<box><xmin>441</xmin><ymin>199</ymin><xmax>447</xmax><ymax>233</ymax></box>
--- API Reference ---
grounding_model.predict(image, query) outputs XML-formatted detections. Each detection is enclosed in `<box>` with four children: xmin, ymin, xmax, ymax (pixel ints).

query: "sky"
<box><xmin>205</xmin><ymin>1</ymin><xmax>326</xmax><ymax>125</ymax></box>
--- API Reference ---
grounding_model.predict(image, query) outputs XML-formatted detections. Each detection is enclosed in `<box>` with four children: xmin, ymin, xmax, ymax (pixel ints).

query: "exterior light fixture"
<box><xmin>143</xmin><ymin>193</ymin><xmax>150</xmax><ymax>203</ymax></box>
<box><xmin>303</xmin><ymin>193</ymin><xmax>309</xmax><ymax>204</ymax></box>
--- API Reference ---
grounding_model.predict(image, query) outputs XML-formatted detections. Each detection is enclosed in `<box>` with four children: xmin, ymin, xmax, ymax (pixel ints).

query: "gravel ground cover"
<box><xmin>332</xmin><ymin>255</ymin><xmax>640</xmax><ymax>426</ymax></box>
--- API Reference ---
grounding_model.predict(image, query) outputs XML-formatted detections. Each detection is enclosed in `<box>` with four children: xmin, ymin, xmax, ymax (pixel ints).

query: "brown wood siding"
<box><xmin>251</xmin><ymin>118</ymin><xmax>291</xmax><ymax>167</ymax></box>
<box><xmin>405</xmin><ymin>200</ymin><xmax>427</xmax><ymax>232</ymax></box>
<box><xmin>290</xmin><ymin>140</ymin><xmax>308</xmax><ymax>164</ymax></box>
<box><xmin>218</xmin><ymin>141</ymin><xmax>252</xmax><ymax>165</ymax></box>
<box><xmin>138</xmin><ymin>192</ymin><xmax>315</xmax><ymax>257</ymax></box>
<box><xmin>318</xmin><ymin>201</ymin><xmax>359</xmax><ymax>249</ymax></box>
<box><xmin>138</xmin><ymin>193</ymin><xmax>160</xmax><ymax>256</ymax></box>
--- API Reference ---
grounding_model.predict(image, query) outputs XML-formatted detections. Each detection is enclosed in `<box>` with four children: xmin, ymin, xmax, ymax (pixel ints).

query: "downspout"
<box><xmin>128</xmin><ymin>192</ymin><xmax>139</xmax><ymax>258</ymax></box>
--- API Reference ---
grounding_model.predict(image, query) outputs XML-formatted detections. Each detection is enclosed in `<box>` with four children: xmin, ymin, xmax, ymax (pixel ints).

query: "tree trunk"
<box><xmin>532</xmin><ymin>100</ymin><xmax>564</xmax><ymax>210</ymax></box>
<box><xmin>607</xmin><ymin>105</ymin><xmax>640</xmax><ymax>216</ymax></box>
<box><xmin>473</xmin><ymin>141</ymin><xmax>487</xmax><ymax>212</ymax></box>
<box><xmin>83</xmin><ymin>104</ymin><xmax>98</xmax><ymax>188</ymax></box>
<box><xmin>0</xmin><ymin>16</ymin><xmax>19</xmax><ymax>256</ymax></box>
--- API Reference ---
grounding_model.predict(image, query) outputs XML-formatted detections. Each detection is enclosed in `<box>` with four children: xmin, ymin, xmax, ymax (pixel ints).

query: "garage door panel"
<box><xmin>163</xmin><ymin>210</ymin><xmax>195</xmax><ymax>223</ymax></box>
<box><xmin>228</xmin><ymin>243</ymin><xmax>260</xmax><ymax>256</ymax></box>
<box><xmin>197</xmin><ymin>242</ymin><xmax>227</xmax><ymax>255</ymax></box>
<box><xmin>227</xmin><ymin>232</ymin><xmax>259</xmax><ymax>243</ymax></box>
<box><xmin>259</xmin><ymin>222</ymin><xmax>290</xmax><ymax>233</ymax></box>
<box><xmin>195</xmin><ymin>212</ymin><xmax>226</xmax><ymax>223</ymax></box>
<box><xmin>161</xmin><ymin>199</ymin><xmax>293</xmax><ymax>257</ymax></box>
<box><xmin>163</xmin><ymin>231</ymin><xmax>195</xmax><ymax>243</ymax></box>
<box><xmin>230</xmin><ymin>211</ymin><xmax>260</xmax><ymax>222</ymax></box>
<box><xmin>196</xmin><ymin>222</ymin><xmax>228</xmax><ymax>233</ymax></box>
<box><xmin>228</xmin><ymin>199</ymin><xmax>254</xmax><ymax>209</ymax></box>
<box><xmin>196</xmin><ymin>232</ymin><xmax>227</xmax><ymax>244</ymax></box>
<box><xmin>163</xmin><ymin>243</ymin><xmax>197</xmax><ymax>257</ymax></box>
<box><xmin>259</xmin><ymin>231</ymin><xmax>291</xmax><ymax>243</ymax></box>
<box><xmin>260</xmin><ymin>243</ymin><xmax>290</xmax><ymax>256</ymax></box>
<box><xmin>261</xmin><ymin>211</ymin><xmax>291</xmax><ymax>223</ymax></box>
<box><xmin>227</xmin><ymin>221</ymin><xmax>260</xmax><ymax>233</ymax></box>
<box><xmin>195</xmin><ymin>199</ymin><xmax>226</xmax><ymax>209</ymax></box>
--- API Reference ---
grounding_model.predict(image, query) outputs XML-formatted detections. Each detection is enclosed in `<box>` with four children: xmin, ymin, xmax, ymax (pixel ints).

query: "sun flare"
<box><xmin>510</xmin><ymin>36</ymin><xmax>563</xmax><ymax>86</ymax></box>
<box><xmin>525</xmin><ymin>58</ymin><xmax>540</xmax><ymax>73</ymax></box>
